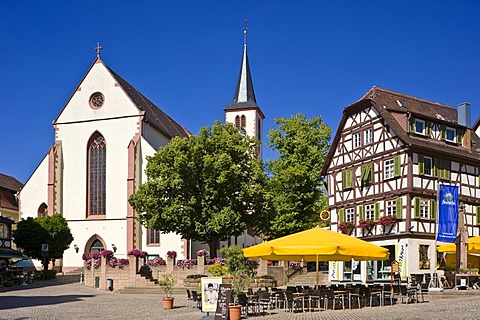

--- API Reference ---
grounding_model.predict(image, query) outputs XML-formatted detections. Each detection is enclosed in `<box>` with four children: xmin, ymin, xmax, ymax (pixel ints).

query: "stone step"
<box><xmin>287</xmin><ymin>271</ymin><xmax>329</xmax><ymax>286</ymax></box>
<box><xmin>116</xmin><ymin>286</ymin><xmax>187</xmax><ymax>294</ymax></box>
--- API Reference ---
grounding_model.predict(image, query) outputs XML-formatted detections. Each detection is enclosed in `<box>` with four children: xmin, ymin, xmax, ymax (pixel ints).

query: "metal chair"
<box><xmin>191</xmin><ymin>290</ymin><xmax>201</xmax><ymax>308</ymax></box>
<box><xmin>284</xmin><ymin>290</ymin><xmax>303</xmax><ymax>312</ymax></box>
<box><xmin>237</xmin><ymin>293</ymin><xmax>258</xmax><ymax>316</ymax></box>
<box><xmin>186</xmin><ymin>289</ymin><xmax>193</xmax><ymax>308</ymax></box>
<box><xmin>324</xmin><ymin>289</ymin><xmax>345</xmax><ymax>310</ymax></box>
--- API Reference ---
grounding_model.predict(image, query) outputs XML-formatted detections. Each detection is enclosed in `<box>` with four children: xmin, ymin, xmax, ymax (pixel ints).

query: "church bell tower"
<box><xmin>224</xmin><ymin>20</ymin><xmax>265</xmax><ymax>159</ymax></box>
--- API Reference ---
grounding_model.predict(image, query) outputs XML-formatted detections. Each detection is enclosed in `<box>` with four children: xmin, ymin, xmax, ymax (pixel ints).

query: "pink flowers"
<box><xmin>166</xmin><ymin>250</ymin><xmax>177</xmax><ymax>259</ymax></box>
<box><xmin>196</xmin><ymin>249</ymin><xmax>209</xmax><ymax>257</ymax></box>
<box><xmin>177</xmin><ymin>259</ymin><xmax>197</xmax><ymax>269</ymax></box>
<box><xmin>100</xmin><ymin>250</ymin><xmax>114</xmax><ymax>259</ymax></box>
<box><xmin>147</xmin><ymin>257</ymin><xmax>166</xmax><ymax>267</ymax></box>
<box><xmin>127</xmin><ymin>249</ymin><xmax>148</xmax><ymax>258</ymax></box>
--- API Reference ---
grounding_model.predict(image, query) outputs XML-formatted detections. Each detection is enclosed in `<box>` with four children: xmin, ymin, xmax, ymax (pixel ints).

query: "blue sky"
<box><xmin>1</xmin><ymin>1</ymin><xmax>479</xmax><ymax>183</ymax></box>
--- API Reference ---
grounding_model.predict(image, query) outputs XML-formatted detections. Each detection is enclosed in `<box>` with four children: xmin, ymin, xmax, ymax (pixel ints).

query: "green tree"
<box><xmin>129</xmin><ymin>121</ymin><xmax>268</xmax><ymax>256</ymax></box>
<box><xmin>38</xmin><ymin>214</ymin><xmax>74</xmax><ymax>263</ymax></box>
<box><xmin>265</xmin><ymin>113</ymin><xmax>331</xmax><ymax>239</ymax></box>
<box><xmin>13</xmin><ymin>214</ymin><xmax>73</xmax><ymax>270</ymax></box>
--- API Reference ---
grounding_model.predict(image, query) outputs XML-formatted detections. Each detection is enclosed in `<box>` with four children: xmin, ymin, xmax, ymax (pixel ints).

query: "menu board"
<box><xmin>214</xmin><ymin>284</ymin><xmax>232</xmax><ymax>320</ymax></box>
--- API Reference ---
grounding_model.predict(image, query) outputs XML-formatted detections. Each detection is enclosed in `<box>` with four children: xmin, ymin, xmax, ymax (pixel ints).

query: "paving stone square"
<box><xmin>1</xmin><ymin>280</ymin><xmax>480</xmax><ymax>319</ymax></box>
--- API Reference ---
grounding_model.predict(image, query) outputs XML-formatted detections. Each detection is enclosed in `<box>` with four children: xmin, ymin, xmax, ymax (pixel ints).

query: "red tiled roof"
<box><xmin>0</xmin><ymin>173</ymin><xmax>23</xmax><ymax>192</ymax></box>
<box><xmin>321</xmin><ymin>87</ymin><xmax>480</xmax><ymax>175</ymax></box>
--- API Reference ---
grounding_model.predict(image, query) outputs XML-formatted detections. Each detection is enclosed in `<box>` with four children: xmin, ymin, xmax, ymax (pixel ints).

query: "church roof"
<box><xmin>106</xmin><ymin>66</ymin><xmax>190</xmax><ymax>139</ymax></box>
<box><xmin>224</xmin><ymin>42</ymin><xmax>264</xmax><ymax>118</ymax></box>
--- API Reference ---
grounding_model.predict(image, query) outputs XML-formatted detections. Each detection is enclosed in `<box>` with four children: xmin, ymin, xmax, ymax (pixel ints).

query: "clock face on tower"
<box><xmin>89</xmin><ymin>92</ymin><xmax>105</xmax><ymax>109</ymax></box>
<box><xmin>240</xmin><ymin>127</ymin><xmax>247</xmax><ymax>135</ymax></box>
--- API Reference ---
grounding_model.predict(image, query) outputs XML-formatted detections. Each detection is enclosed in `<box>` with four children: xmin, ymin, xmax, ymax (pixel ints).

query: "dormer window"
<box><xmin>446</xmin><ymin>127</ymin><xmax>456</xmax><ymax>142</ymax></box>
<box><xmin>415</xmin><ymin>119</ymin><xmax>425</xmax><ymax>135</ymax></box>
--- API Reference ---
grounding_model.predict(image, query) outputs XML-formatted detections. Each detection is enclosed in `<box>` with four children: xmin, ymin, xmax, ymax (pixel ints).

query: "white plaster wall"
<box><xmin>225</xmin><ymin>109</ymin><xmax>258</xmax><ymax>138</ymax></box>
<box><xmin>19</xmin><ymin>154</ymin><xmax>49</xmax><ymax>219</ymax></box>
<box><xmin>64</xmin><ymin>219</ymin><xmax>128</xmax><ymax>266</ymax></box>
<box><xmin>57</xmin><ymin>116</ymin><xmax>139</xmax><ymax>220</ymax></box>
<box><xmin>56</xmin><ymin>62</ymin><xmax>140</xmax><ymax>124</ymax></box>
<box><xmin>143</xmin><ymin>124</ymin><xmax>170</xmax><ymax>151</ymax></box>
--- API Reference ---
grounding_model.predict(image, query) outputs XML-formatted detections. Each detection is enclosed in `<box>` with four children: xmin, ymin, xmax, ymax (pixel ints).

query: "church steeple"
<box><xmin>225</xmin><ymin>19</ymin><xmax>259</xmax><ymax>110</ymax></box>
<box><xmin>224</xmin><ymin>20</ymin><xmax>265</xmax><ymax>159</ymax></box>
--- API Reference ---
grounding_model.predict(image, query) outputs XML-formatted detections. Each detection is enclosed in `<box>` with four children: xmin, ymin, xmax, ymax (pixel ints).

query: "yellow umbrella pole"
<box><xmin>316</xmin><ymin>255</ymin><xmax>319</xmax><ymax>288</ymax></box>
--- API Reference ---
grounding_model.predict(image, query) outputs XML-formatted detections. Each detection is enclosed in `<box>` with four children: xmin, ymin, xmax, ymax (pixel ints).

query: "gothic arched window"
<box><xmin>37</xmin><ymin>203</ymin><xmax>47</xmax><ymax>218</ymax></box>
<box><xmin>235</xmin><ymin>115</ymin><xmax>240</xmax><ymax>128</ymax></box>
<box><xmin>89</xmin><ymin>239</ymin><xmax>105</xmax><ymax>252</ymax></box>
<box><xmin>87</xmin><ymin>132</ymin><xmax>106</xmax><ymax>217</ymax></box>
<box><xmin>241</xmin><ymin>115</ymin><xmax>246</xmax><ymax>129</ymax></box>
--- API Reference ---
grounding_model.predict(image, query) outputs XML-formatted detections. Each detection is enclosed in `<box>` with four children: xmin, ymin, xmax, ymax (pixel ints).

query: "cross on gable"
<box><xmin>95</xmin><ymin>42</ymin><xmax>103</xmax><ymax>57</ymax></box>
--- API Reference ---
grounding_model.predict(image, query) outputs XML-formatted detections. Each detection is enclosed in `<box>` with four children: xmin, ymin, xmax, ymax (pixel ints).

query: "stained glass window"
<box><xmin>88</xmin><ymin>133</ymin><xmax>106</xmax><ymax>216</ymax></box>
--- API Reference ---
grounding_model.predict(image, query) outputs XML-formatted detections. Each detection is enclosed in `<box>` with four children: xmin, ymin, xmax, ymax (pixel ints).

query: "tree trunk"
<box><xmin>208</xmin><ymin>240</ymin><xmax>219</xmax><ymax>258</ymax></box>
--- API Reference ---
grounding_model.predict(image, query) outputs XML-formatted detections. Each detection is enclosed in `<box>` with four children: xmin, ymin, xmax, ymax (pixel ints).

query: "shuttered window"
<box><xmin>360</xmin><ymin>164</ymin><xmax>373</xmax><ymax>186</ymax></box>
<box><xmin>374</xmin><ymin>202</ymin><xmax>380</xmax><ymax>221</ymax></box>
<box><xmin>418</xmin><ymin>154</ymin><xmax>424</xmax><ymax>175</ymax></box>
<box><xmin>338</xmin><ymin>209</ymin><xmax>345</xmax><ymax>223</ymax></box>
<box><xmin>414</xmin><ymin>197</ymin><xmax>421</xmax><ymax>219</ymax></box>
<box><xmin>425</xmin><ymin>121</ymin><xmax>432</xmax><ymax>137</ymax></box>
<box><xmin>409</xmin><ymin>117</ymin><xmax>415</xmax><ymax>132</ymax></box>
<box><xmin>476</xmin><ymin>207</ymin><xmax>480</xmax><ymax>226</ymax></box>
<box><xmin>440</xmin><ymin>125</ymin><xmax>446</xmax><ymax>141</ymax></box>
<box><xmin>358</xmin><ymin>205</ymin><xmax>364</xmax><ymax>220</ymax></box>
<box><xmin>430</xmin><ymin>199</ymin><xmax>437</xmax><ymax>221</ymax></box>
<box><xmin>396</xmin><ymin>198</ymin><xmax>403</xmax><ymax>219</ymax></box>
<box><xmin>456</xmin><ymin>129</ymin><xmax>463</xmax><ymax>145</ymax></box>
<box><xmin>342</xmin><ymin>170</ymin><xmax>353</xmax><ymax>190</ymax></box>
<box><xmin>394</xmin><ymin>156</ymin><xmax>401</xmax><ymax>177</ymax></box>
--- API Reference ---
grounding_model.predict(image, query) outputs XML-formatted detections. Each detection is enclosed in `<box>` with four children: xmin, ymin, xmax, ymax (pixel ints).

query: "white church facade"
<box><xmin>20</xmin><ymin>34</ymin><xmax>264</xmax><ymax>270</ymax></box>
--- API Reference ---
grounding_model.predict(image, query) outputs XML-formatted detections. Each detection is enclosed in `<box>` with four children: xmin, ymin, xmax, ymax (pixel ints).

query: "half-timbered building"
<box><xmin>321</xmin><ymin>86</ymin><xmax>480</xmax><ymax>282</ymax></box>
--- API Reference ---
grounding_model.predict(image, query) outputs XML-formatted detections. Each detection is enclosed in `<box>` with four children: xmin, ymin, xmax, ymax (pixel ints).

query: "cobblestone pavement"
<box><xmin>1</xmin><ymin>280</ymin><xmax>480</xmax><ymax>320</ymax></box>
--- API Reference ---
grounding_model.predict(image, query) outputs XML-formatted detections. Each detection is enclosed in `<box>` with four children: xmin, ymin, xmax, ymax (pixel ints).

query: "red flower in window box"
<box><xmin>338</xmin><ymin>221</ymin><xmax>355</xmax><ymax>234</ymax></box>
<box><xmin>378</xmin><ymin>215</ymin><xmax>398</xmax><ymax>227</ymax></box>
<box><xmin>357</xmin><ymin>219</ymin><xmax>377</xmax><ymax>229</ymax></box>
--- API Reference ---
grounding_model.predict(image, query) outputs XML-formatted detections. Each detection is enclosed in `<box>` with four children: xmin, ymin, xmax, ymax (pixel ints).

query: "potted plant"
<box><xmin>229</xmin><ymin>270</ymin><xmax>252</xmax><ymax>320</ymax></box>
<box><xmin>158</xmin><ymin>273</ymin><xmax>175</xmax><ymax>309</ymax></box>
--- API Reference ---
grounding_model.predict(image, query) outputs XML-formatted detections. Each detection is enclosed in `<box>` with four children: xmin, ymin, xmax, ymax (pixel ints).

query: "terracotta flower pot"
<box><xmin>162</xmin><ymin>297</ymin><xmax>174</xmax><ymax>310</ymax></box>
<box><xmin>229</xmin><ymin>305</ymin><xmax>242</xmax><ymax>320</ymax></box>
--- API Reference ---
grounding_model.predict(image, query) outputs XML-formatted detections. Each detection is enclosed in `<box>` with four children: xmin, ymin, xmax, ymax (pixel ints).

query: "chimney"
<box><xmin>458</xmin><ymin>102</ymin><xmax>471</xmax><ymax>127</ymax></box>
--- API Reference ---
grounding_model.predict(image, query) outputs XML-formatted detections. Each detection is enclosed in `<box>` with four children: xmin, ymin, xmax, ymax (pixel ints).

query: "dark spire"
<box><xmin>225</xmin><ymin>19</ymin><xmax>258</xmax><ymax>110</ymax></box>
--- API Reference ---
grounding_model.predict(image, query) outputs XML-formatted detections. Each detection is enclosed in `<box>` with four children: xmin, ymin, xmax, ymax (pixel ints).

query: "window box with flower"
<box><xmin>378</xmin><ymin>215</ymin><xmax>398</xmax><ymax>234</ymax></box>
<box><xmin>357</xmin><ymin>219</ymin><xmax>377</xmax><ymax>229</ymax></box>
<box><xmin>338</xmin><ymin>221</ymin><xmax>356</xmax><ymax>235</ymax></box>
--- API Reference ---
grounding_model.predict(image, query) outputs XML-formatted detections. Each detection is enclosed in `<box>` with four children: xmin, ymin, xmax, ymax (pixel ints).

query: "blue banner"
<box><xmin>436</xmin><ymin>184</ymin><xmax>459</xmax><ymax>243</ymax></box>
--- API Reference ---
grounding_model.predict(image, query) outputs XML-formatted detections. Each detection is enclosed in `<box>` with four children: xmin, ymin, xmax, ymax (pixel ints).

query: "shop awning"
<box><xmin>0</xmin><ymin>247</ymin><xmax>28</xmax><ymax>260</ymax></box>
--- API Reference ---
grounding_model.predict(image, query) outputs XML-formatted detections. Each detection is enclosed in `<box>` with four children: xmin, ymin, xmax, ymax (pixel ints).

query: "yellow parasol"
<box><xmin>243</xmin><ymin>227</ymin><xmax>389</xmax><ymax>285</ymax></box>
<box><xmin>437</xmin><ymin>235</ymin><xmax>480</xmax><ymax>254</ymax></box>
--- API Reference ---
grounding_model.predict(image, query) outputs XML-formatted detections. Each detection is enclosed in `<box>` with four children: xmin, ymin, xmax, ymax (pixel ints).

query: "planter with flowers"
<box><xmin>127</xmin><ymin>249</ymin><xmax>148</xmax><ymax>272</ymax></box>
<box><xmin>338</xmin><ymin>221</ymin><xmax>356</xmax><ymax>235</ymax></box>
<box><xmin>378</xmin><ymin>215</ymin><xmax>398</xmax><ymax>234</ymax></box>
<box><xmin>357</xmin><ymin>219</ymin><xmax>377</xmax><ymax>236</ymax></box>
<box><xmin>158</xmin><ymin>273</ymin><xmax>175</xmax><ymax>309</ymax></box>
